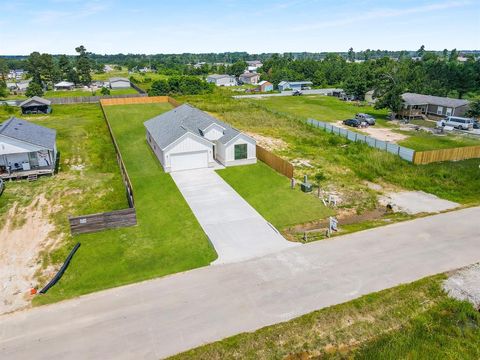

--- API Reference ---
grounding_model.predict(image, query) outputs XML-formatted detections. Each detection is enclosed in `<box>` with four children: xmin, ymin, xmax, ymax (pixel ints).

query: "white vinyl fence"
<box><xmin>307</xmin><ymin>118</ymin><xmax>416</xmax><ymax>162</ymax></box>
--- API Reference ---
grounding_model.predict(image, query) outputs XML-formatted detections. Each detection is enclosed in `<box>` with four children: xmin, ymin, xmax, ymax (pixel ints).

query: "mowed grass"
<box><xmin>44</xmin><ymin>88</ymin><xmax>138</xmax><ymax>98</ymax></box>
<box><xmin>217</xmin><ymin>162</ymin><xmax>333</xmax><ymax>229</ymax></box>
<box><xmin>34</xmin><ymin>102</ymin><xmax>216</xmax><ymax>305</ymax></box>
<box><xmin>398</xmin><ymin>131</ymin><xmax>480</xmax><ymax>151</ymax></box>
<box><xmin>170</xmin><ymin>275</ymin><xmax>480</xmax><ymax>360</ymax></box>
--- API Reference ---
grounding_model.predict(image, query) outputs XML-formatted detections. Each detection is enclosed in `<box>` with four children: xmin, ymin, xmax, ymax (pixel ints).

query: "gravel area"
<box><xmin>443</xmin><ymin>263</ymin><xmax>480</xmax><ymax>310</ymax></box>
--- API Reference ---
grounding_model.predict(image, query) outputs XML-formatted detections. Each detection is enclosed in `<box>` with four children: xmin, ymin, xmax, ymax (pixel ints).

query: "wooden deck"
<box><xmin>0</xmin><ymin>168</ymin><xmax>54</xmax><ymax>180</ymax></box>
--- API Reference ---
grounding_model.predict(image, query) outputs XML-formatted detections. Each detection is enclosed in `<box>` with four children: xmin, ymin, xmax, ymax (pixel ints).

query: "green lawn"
<box><xmin>170</xmin><ymin>275</ymin><xmax>480</xmax><ymax>360</ymax></box>
<box><xmin>44</xmin><ymin>88</ymin><xmax>138</xmax><ymax>98</ymax></box>
<box><xmin>33</xmin><ymin>102</ymin><xmax>216</xmax><ymax>305</ymax></box>
<box><xmin>254</xmin><ymin>95</ymin><xmax>391</xmax><ymax>126</ymax></box>
<box><xmin>398</xmin><ymin>131</ymin><xmax>480</xmax><ymax>151</ymax></box>
<box><xmin>217</xmin><ymin>162</ymin><xmax>332</xmax><ymax>229</ymax></box>
<box><xmin>91</xmin><ymin>67</ymin><xmax>130</xmax><ymax>81</ymax></box>
<box><xmin>130</xmin><ymin>73</ymin><xmax>170</xmax><ymax>91</ymax></box>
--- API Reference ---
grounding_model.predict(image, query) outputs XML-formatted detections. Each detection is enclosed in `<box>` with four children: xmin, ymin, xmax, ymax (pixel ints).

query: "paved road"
<box><xmin>1</xmin><ymin>207</ymin><xmax>480</xmax><ymax>360</ymax></box>
<box><xmin>171</xmin><ymin>168</ymin><xmax>297</xmax><ymax>264</ymax></box>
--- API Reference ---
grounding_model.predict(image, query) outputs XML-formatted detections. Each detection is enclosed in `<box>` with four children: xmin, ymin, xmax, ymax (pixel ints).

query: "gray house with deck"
<box><xmin>401</xmin><ymin>93</ymin><xmax>470</xmax><ymax>119</ymax></box>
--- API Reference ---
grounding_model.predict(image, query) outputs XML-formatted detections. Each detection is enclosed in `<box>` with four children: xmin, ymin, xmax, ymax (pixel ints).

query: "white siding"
<box><xmin>164</xmin><ymin>134</ymin><xmax>213</xmax><ymax>171</ymax></box>
<box><xmin>110</xmin><ymin>80</ymin><xmax>131</xmax><ymax>89</ymax></box>
<box><xmin>0</xmin><ymin>135</ymin><xmax>44</xmax><ymax>155</ymax></box>
<box><xmin>203</xmin><ymin>125</ymin><xmax>224</xmax><ymax>141</ymax></box>
<box><xmin>221</xmin><ymin>134</ymin><xmax>256</xmax><ymax>167</ymax></box>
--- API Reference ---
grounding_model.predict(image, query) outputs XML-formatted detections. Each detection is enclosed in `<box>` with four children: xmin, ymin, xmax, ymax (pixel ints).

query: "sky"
<box><xmin>0</xmin><ymin>0</ymin><xmax>479</xmax><ymax>55</ymax></box>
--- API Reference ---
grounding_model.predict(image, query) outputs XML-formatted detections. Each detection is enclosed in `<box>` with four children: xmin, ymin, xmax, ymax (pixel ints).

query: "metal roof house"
<box><xmin>144</xmin><ymin>104</ymin><xmax>256</xmax><ymax>172</ymax></box>
<box><xmin>19</xmin><ymin>96</ymin><xmax>52</xmax><ymax>115</ymax></box>
<box><xmin>206</xmin><ymin>74</ymin><xmax>237</xmax><ymax>87</ymax></box>
<box><xmin>0</xmin><ymin>117</ymin><xmax>57</xmax><ymax>179</ymax></box>
<box><xmin>109</xmin><ymin>77</ymin><xmax>131</xmax><ymax>89</ymax></box>
<box><xmin>278</xmin><ymin>81</ymin><xmax>313</xmax><ymax>92</ymax></box>
<box><xmin>54</xmin><ymin>81</ymin><xmax>75</xmax><ymax>91</ymax></box>
<box><xmin>400</xmin><ymin>93</ymin><xmax>470</xmax><ymax>119</ymax></box>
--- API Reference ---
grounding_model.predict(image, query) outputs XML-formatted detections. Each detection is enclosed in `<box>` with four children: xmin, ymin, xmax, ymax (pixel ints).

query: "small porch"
<box><xmin>398</xmin><ymin>104</ymin><xmax>428</xmax><ymax>120</ymax></box>
<box><xmin>0</xmin><ymin>151</ymin><xmax>56</xmax><ymax>179</ymax></box>
<box><xmin>0</xmin><ymin>167</ymin><xmax>54</xmax><ymax>180</ymax></box>
<box><xmin>21</xmin><ymin>104</ymin><xmax>52</xmax><ymax>115</ymax></box>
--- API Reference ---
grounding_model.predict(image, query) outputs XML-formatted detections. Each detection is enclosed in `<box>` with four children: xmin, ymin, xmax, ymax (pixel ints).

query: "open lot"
<box><xmin>44</xmin><ymin>88</ymin><xmax>138</xmax><ymax>98</ymax></box>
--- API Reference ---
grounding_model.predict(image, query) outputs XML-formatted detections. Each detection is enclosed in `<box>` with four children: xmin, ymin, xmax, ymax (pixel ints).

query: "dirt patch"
<box><xmin>335</xmin><ymin>121</ymin><xmax>408</xmax><ymax>143</ymax></box>
<box><xmin>443</xmin><ymin>264</ymin><xmax>480</xmax><ymax>310</ymax></box>
<box><xmin>0</xmin><ymin>195</ymin><xmax>58</xmax><ymax>314</ymax></box>
<box><xmin>245</xmin><ymin>132</ymin><xmax>288</xmax><ymax>151</ymax></box>
<box><xmin>379</xmin><ymin>191</ymin><xmax>459</xmax><ymax>214</ymax></box>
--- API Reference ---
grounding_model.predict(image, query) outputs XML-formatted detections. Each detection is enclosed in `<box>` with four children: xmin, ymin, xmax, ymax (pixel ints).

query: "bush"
<box><xmin>25</xmin><ymin>82</ymin><xmax>44</xmax><ymax>97</ymax></box>
<box><xmin>148</xmin><ymin>76</ymin><xmax>214</xmax><ymax>96</ymax></box>
<box><xmin>100</xmin><ymin>87</ymin><xmax>110</xmax><ymax>96</ymax></box>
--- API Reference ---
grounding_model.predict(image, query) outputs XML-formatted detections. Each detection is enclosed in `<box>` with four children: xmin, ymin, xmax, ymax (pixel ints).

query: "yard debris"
<box><xmin>443</xmin><ymin>264</ymin><xmax>480</xmax><ymax>310</ymax></box>
<box><xmin>291</xmin><ymin>159</ymin><xmax>314</xmax><ymax>168</ymax></box>
<box><xmin>379</xmin><ymin>191</ymin><xmax>459</xmax><ymax>214</ymax></box>
<box><xmin>245</xmin><ymin>132</ymin><xmax>287</xmax><ymax>151</ymax></box>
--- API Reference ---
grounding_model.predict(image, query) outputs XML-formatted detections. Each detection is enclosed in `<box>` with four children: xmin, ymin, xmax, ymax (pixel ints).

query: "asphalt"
<box><xmin>1</xmin><ymin>206</ymin><xmax>480</xmax><ymax>360</ymax></box>
<box><xmin>170</xmin><ymin>168</ymin><xmax>297</xmax><ymax>264</ymax></box>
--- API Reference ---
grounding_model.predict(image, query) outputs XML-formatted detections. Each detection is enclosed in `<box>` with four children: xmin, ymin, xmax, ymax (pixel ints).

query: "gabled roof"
<box><xmin>144</xmin><ymin>104</ymin><xmax>246</xmax><ymax>149</ymax></box>
<box><xmin>207</xmin><ymin>74</ymin><xmax>234</xmax><ymax>80</ymax></box>
<box><xmin>109</xmin><ymin>77</ymin><xmax>130</xmax><ymax>83</ymax></box>
<box><xmin>239</xmin><ymin>73</ymin><xmax>259</xmax><ymax>78</ymax></box>
<box><xmin>19</xmin><ymin>96</ymin><xmax>51</xmax><ymax>107</ymax></box>
<box><xmin>258</xmin><ymin>80</ymin><xmax>272</xmax><ymax>86</ymax></box>
<box><xmin>54</xmin><ymin>81</ymin><xmax>74</xmax><ymax>87</ymax></box>
<box><xmin>0</xmin><ymin>117</ymin><xmax>56</xmax><ymax>150</ymax></box>
<box><xmin>402</xmin><ymin>93</ymin><xmax>469</xmax><ymax>108</ymax></box>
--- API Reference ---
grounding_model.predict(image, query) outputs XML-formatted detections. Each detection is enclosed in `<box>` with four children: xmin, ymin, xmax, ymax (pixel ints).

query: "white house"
<box><xmin>109</xmin><ymin>77</ymin><xmax>131</xmax><ymax>89</ymax></box>
<box><xmin>54</xmin><ymin>81</ymin><xmax>75</xmax><ymax>91</ymax></box>
<box><xmin>206</xmin><ymin>74</ymin><xmax>237</xmax><ymax>87</ymax></box>
<box><xmin>246</xmin><ymin>60</ymin><xmax>263</xmax><ymax>73</ymax></box>
<box><xmin>144</xmin><ymin>104</ymin><xmax>256</xmax><ymax>173</ymax></box>
<box><xmin>0</xmin><ymin>117</ymin><xmax>57</xmax><ymax>179</ymax></box>
<box><xmin>278</xmin><ymin>81</ymin><xmax>313</xmax><ymax>92</ymax></box>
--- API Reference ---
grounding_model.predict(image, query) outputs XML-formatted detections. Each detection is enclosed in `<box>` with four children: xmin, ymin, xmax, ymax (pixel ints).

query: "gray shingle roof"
<box><xmin>144</xmin><ymin>104</ymin><xmax>243</xmax><ymax>149</ymax></box>
<box><xmin>0</xmin><ymin>117</ymin><xmax>56</xmax><ymax>150</ymax></box>
<box><xmin>19</xmin><ymin>96</ymin><xmax>51</xmax><ymax>107</ymax></box>
<box><xmin>207</xmin><ymin>74</ymin><xmax>233</xmax><ymax>80</ymax></box>
<box><xmin>109</xmin><ymin>77</ymin><xmax>130</xmax><ymax>83</ymax></box>
<box><xmin>402</xmin><ymin>93</ymin><xmax>469</xmax><ymax>108</ymax></box>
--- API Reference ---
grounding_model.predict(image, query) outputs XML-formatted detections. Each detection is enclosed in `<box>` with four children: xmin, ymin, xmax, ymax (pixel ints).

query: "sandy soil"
<box><xmin>245</xmin><ymin>132</ymin><xmax>288</xmax><ymax>151</ymax></box>
<box><xmin>335</xmin><ymin>121</ymin><xmax>408</xmax><ymax>143</ymax></box>
<box><xmin>379</xmin><ymin>191</ymin><xmax>459</xmax><ymax>214</ymax></box>
<box><xmin>0</xmin><ymin>195</ymin><xmax>57</xmax><ymax>314</ymax></box>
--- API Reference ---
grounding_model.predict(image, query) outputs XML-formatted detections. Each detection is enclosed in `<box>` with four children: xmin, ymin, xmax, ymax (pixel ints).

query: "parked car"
<box><xmin>355</xmin><ymin>113</ymin><xmax>376</xmax><ymax>125</ymax></box>
<box><xmin>292</xmin><ymin>90</ymin><xmax>303</xmax><ymax>96</ymax></box>
<box><xmin>473</xmin><ymin>121</ymin><xmax>479</xmax><ymax>129</ymax></box>
<box><xmin>343</xmin><ymin>118</ymin><xmax>361</xmax><ymax>127</ymax></box>
<box><xmin>443</xmin><ymin>116</ymin><xmax>475</xmax><ymax>130</ymax></box>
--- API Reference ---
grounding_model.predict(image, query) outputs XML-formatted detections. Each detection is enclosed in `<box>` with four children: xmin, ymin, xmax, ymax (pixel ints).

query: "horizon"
<box><xmin>1</xmin><ymin>0</ymin><xmax>479</xmax><ymax>55</ymax></box>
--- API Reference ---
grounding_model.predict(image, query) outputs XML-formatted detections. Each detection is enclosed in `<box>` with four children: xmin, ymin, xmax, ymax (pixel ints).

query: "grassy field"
<box><xmin>91</xmin><ymin>67</ymin><xmax>129</xmax><ymax>81</ymax></box>
<box><xmin>217</xmin><ymin>162</ymin><xmax>333</xmax><ymax>229</ymax></box>
<box><xmin>398</xmin><ymin>131</ymin><xmax>480</xmax><ymax>151</ymax></box>
<box><xmin>31</xmin><ymin>102</ymin><xmax>216</xmax><ymax>305</ymax></box>
<box><xmin>130</xmin><ymin>73</ymin><xmax>170</xmax><ymax>91</ymax></box>
<box><xmin>171</xmin><ymin>274</ymin><xmax>480</xmax><ymax>359</ymax></box>
<box><xmin>44</xmin><ymin>88</ymin><xmax>138</xmax><ymax>98</ymax></box>
<box><xmin>180</xmin><ymin>91</ymin><xmax>480</xmax><ymax>205</ymax></box>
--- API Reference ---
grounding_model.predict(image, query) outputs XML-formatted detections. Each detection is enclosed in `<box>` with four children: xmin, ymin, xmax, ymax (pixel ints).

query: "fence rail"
<box><xmin>48</xmin><ymin>93</ymin><xmax>146</xmax><ymax>105</ymax></box>
<box><xmin>307</xmin><ymin>118</ymin><xmax>416</xmax><ymax>162</ymax></box>
<box><xmin>69</xmin><ymin>208</ymin><xmax>137</xmax><ymax>235</ymax></box>
<box><xmin>414</xmin><ymin>145</ymin><xmax>480</xmax><ymax>164</ymax></box>
<box><xmin>100</xmin><ymin>95</ymin><xmax>179</xmax><ymax>106</ymax></box>
<box><xmin>256</xmin><ymin>145</ymin><xmax>294</xmax><ymax>178</ymax></box>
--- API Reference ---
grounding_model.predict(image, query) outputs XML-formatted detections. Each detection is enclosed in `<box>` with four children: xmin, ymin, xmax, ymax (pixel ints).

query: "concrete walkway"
<box><xmin>170</xmin><ymin>168</ymin><xmax>297</xmax><ymax>264</ymax></box>
<box><xmin>1</xmin><ymin>207</ymin><xmax>480</xmax><ymax>360</ymax></box>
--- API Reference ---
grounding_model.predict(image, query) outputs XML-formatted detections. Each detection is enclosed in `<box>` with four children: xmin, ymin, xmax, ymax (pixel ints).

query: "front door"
<box><xmin>446</xmin><ymin>107</ymin><xmax>453</xmax><ymax>116</ymax></box>
<box><xmin>437</xmin><ymin>106</ymin><xmax>444</xmax><ymax>115</ymax></box>
<box><xmin>28</xmin><ymin>152</ymin><xmax>39</xmax><ymax>169</ymax></box>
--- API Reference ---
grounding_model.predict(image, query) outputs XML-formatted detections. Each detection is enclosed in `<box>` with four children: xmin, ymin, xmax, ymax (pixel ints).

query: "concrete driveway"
<box><xmin>1</xmin><ymin>207</ymin><xmax>480</xmax><ymax>360</ymax></box>
<box><xmin>170</xmin><ymin>168</ymin><xmax>297</xmax><ymax>264</ymax></box>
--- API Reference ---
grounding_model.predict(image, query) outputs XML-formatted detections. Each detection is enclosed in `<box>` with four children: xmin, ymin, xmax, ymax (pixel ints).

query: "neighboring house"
<box><xmin>54</xmin><ymin>81</ymin><xmax>75</xmax><ymax>91</ymax></box>
<box><xmin>109</xmin><ymin>77</ymin><xmax>131</xmax><ymax>89</ymax></box>
<box><xmin>104</xmin><ymin>65</ymin><xmax>114</xmax><ymax>72</ymax></box>
<box><xmin>278</xmin><ymin>81</ymin><xmax>313</xmax><ymax>91</ymax></box>
<box><xmin>144</xmin><ymin>104</ymin><xmax>256</xmax><ymax>173</ymax></box>
<box><xmin>0</xmin><ymin>117</ymin><xmax>57</xmax><ymax>179</ymax></box>
<box><xmin>239</xmin><ymin>72</ymin><xmax>260</xmax><ymax>85</ymax></box>
<box><xmin>193</xmin><ymin>62</ymin><xmax>206</xmax><ymax>69</ymax></box>
<box><xmin>16</xmin><ymin>80</ymin><xmax>31</xmax><ymax>92</ymax></box>
<box><xmin>206</xmin><ymin>74</ymin><xmax>237</xmax><ymax>87</ymax></box>
<box><xmin>6</xmin><ymin>82</ymin><xmax>17</xmax><ymax>91</ymax></box>
<box><xmin>400</xmin><ymin>93</ymin><xmax>470</xmax><ymax>118</ymax></box>
<box><xmin>246</xmin><ymin>60</ymin><xmax>263</xmax><ymax>73</ymax></box>
<box><xmin>258</xmin><ymin>81</ymin><xmax>273</xmax><ymax>92</ymax></box>
<box><xmin>19</xmin><ymin>97</ymin><xmax>52</xmax><ymax>115</ymax></box>
<box><xmin>7</xmin><ymin>69</ymin><xmax>26</xmax><ymax>80</ymax></box>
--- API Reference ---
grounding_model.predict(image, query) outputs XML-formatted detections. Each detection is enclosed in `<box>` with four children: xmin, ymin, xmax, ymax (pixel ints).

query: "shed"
<box><xmin>109</xmin><ymin>77</ymin><xmax>131</xmax><ymax>89</ymax></box>
<box><xmin>19</xmin><ymin>96</ymin><xmax>52</xmax><ymax>115</ymax></box>
<box><xmin>258</xmin><ymin>81</ymin><xmax>273</xmax><ymax>92</ymax></box>
<box><xmin>54</xmin><ymin>81</ymin><xmax>75</xmax><ymax>91</ymax></box>
<box><xmin>144</xmin><ymin>104</ymin><xmax>256</xmax><ymax>172</ymax></box>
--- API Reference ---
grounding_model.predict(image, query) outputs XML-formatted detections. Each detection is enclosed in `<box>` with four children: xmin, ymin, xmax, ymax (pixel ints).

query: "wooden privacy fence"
<box><xmin>413</xmin><ymin>145</ymin><xmax>480</xmax><ymax>164</ymax></box>
<box><xmin>69</xmin><ymin>208</ymin><xmax>137</xmax><ymax>235</ymax></box>
<box><xmin>100</xmin><ymin>95</ymin><xmax>180</xmax><ymax>107</ymax></box>
<box><xmin>48</xmin><ymin>93</ymin><xmax>146</xmax><ymax>105</ymax></box>
<box><xmin>256</xmin><ymin>145</ymin><xmax>294</xmax><ymax>178</ymax></box>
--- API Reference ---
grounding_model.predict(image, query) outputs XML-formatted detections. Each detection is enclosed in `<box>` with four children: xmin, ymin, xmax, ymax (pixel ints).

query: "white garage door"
<box><xmin>170</xmin><ymin>151</ymin><xmax>208</xmax><ymax>172</ymax></box>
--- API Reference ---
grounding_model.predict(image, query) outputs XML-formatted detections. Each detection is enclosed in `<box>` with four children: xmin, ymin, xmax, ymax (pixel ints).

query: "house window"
<box><xmin>234</xmin><ymin>144</ymin><xmax>247</xmax><ymax>160</ymax></box>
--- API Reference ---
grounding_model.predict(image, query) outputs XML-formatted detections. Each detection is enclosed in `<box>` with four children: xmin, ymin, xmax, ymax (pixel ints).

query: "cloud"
<box><xmin>32</xmin><ymin>0</ymin><xmax>111</xmax><ymax>24</ymax></box>
<box><xmin>293</xmin><ymin>0</ymin><xmax>472</xmax><ymax>31</ymax></box>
